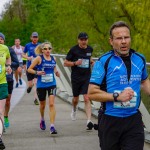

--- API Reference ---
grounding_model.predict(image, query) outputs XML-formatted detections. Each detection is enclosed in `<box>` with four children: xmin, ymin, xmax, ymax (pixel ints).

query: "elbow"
<box><xmin>63</xmin><ymin>61</ymin><xmax>67</xmax><ymax>67</ymax></box>
<box><xmin>27</xmin><ymin>68</ymin><xmax>31</xmax><ymax>73</ymax></box>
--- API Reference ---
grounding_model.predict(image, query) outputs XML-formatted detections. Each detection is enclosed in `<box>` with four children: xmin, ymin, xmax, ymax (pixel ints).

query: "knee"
<box><xmin>6</xmin><ymin>100</ymin><xmax>10</xmax><ymax>106</ymax></box>
<box><xmin>49</xmin><ymin>103</ymin><xmax>54</xmax><ymax>108</ymax></box>
<box><xmin>40</xmin><ymin>103</ymin><xmax>45</xmax><ymax>109</ymax></box>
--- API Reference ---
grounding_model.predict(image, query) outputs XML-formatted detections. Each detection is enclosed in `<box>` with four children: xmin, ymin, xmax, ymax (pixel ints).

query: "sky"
<box><xmin>0</xmin><ymin>0</ymin><xmax>11</xmax><ymax>14</ymax></box>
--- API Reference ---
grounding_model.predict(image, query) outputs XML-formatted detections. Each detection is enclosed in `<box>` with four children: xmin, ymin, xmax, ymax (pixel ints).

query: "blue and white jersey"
<box><xmin>24</xmin><ymin>42</ymin><xmax>40</xmax><ymax>68</ymax></box>
<box><xmin>90</xmin><ymin>49</ymin><xmax>148</xmax><ymax>117</ymax></box>
<box><xmin>36</xmin><ymin>55</ymin><xmax>56</xmax><ymax>88</ymax></box>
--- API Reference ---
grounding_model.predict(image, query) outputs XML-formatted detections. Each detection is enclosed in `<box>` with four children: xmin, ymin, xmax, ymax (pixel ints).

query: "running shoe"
<box><xmin>50</xmin><ymin>126</ymin><xmax>57</xmax><ymax>134</ymax></box>
<box><xmin>70</xmin><ymin>110</ymin><xmax>76</xmax><ymax>121</ymax></box>
<box><xmin>0</xmin><ymin>138</ymin><xmax>5</xmax><ymax>149</ymax></box>
<box><xmin>34</xmin><ymin>99</ymin><xmax>39</xmax><ymax>105</ymax></box>
<box><xmin>19</xmin><ymin>79</ymin><xmax>22</xmax><ymax>85</ymax></box>
<box><xmin>86</xmin><ymin>121</ymin><xmax>94</xmax><ymax>131</ymax></box>
<box><xmin>4</xmin><ymin>117</ymin><xmax>9</xmax><ymax>128</ymax></box>
<box><xmin>27</xmin><ymin>87</ymin><xmax>32</xmax><ymax>93</ymax></box>
<box><xmin>40</xmin><ymin>120</ymin><xmax>46</xmax><ymax>130</ymax></box>
<box><xmin>16</xmin><ymin>83</ymin><xmax>19</xmax><ymax>88</ymax></box>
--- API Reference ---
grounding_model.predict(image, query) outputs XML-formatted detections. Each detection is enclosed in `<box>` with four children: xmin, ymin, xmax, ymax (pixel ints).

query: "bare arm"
<box><xmin>64</xmin><ymin>59</ymin><xmax>75</xmax><ymax>67</ymax></box>
<box><xmin>90</xmin><ymin>58</ymin><xmax>95</xmax><ymax>66</ymax></box>
<box><xmin>22</xmin><ymin>52</ymin><xmax>32</xmax><ymax>61</ymax></box>
<box><xmin>6</xmin><ymin>57</ymin><xmax>11</xmax><ymax>65</ymax></box>
<box><xmin>88</xmin><ymin>84</ymin><xmax>134</xmax><ymax>102</ymax></box>
<box><xmin>141</xmin><ymin>78</ymin><xmax>150</xmax><ymax>96</ymax></box>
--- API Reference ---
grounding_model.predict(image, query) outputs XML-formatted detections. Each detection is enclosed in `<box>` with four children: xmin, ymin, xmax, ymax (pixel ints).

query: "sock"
<box><xmin>41</xmin><ymin>118</ymin><xmax>44</xmax><ymax>121</ymax></box>
<box><xmin>50</xmin><ymin>124</ymin><xmax>54</xmax><ymax>127</ymax></box>
<box><xmin>87</xmin><ymin>120</ymin><xmax>91</xmax><ymax>124</ymax></box>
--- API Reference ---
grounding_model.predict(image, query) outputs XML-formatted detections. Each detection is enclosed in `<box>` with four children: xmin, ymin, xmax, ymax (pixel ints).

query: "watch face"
<box><xmin>113</xmin><ymin>92</ymin><xmax>119</xmax><ymax>98</ymax></box>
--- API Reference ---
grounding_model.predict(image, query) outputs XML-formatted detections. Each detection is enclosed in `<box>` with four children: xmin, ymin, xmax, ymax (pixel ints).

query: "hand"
<box><xmin>37</xmin><ymin>71</ymin><xmax>45</xmax><ymax>75</ymax></box>
<box><xmin>75</xmin><ymin>59</ymin><xmax>82</xmax><ymax>65</ymax></box>
<box><xmin>55</xmin><ymin>71</ymin><xmax>60</xmax><ymax>77</ymax></box>
<box><xmin>28</xmin><ymin>56</ymin><xmax>33</xmax><ymax>61</ymax></box>
<box><xmin>118</xmin><ymin>88</ymin><xmax>134</xmax><ymax>102</ymax></box>
<box><xmin>6</xmin><ymin>66</ymin><xmax>12</xmax><ymax>74</ymax></box>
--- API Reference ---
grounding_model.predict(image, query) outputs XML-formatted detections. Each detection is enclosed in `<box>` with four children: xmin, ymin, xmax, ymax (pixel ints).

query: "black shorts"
<box><xmin>37</xmin><ymin>85</ymin><xmax>56</xmax><ymax>101</ymax></box>
<box><xmin>98</xmin><ymin>111</ymin><xmax>144</xmax><ymax>150</ymax></box>
<box><xmin>23</xmin><ymin>60</ymin><xmax>27</xmax><ymax>65</ymax></box>
<box><xmin>7</xmin><ymin>80</ymin><xmax>14</xmax><ymax>95</ymax></box>
<box><xmin>26</xmin><ymin>70</ymin><xmax>37</xmax><ymax>81</ymax></box>
<box><xmin>71</xmin><ymin>79</ymin><xmax>89</xmax><ymax>97</ymax></box>
<box><xmin>19</xmin><ymin>62</ymin><xmax>23</xmax><ymax>68</ymax></box>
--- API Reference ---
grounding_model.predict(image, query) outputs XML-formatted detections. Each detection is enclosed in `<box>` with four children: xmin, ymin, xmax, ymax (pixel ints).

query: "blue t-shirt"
<box><xmin>24</xmin><ymin>42</ymin><xmax>40</xmax><ymax>68</ymax></box>
<box><xmin>36</xmin><ymin>55</ymin><xmax>56</xmax><ymax>88</ymax></box>
<box><xmin>90</xmin><ymin>49</ymin><xmax>148</xmax><ymax>117</ymax></box>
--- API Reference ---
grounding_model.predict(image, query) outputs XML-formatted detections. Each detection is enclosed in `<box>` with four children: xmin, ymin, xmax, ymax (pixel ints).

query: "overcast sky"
<box><xmin>0</xmin><ymin>0</ymin><xmax>11</xmax><ymax>14</ymax></box>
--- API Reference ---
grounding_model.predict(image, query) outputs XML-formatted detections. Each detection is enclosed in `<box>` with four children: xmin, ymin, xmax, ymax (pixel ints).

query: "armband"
<box><xmin>35</xmin><ymin>71</ymin><xmax>37</xmax><ymax>75</ymax></box>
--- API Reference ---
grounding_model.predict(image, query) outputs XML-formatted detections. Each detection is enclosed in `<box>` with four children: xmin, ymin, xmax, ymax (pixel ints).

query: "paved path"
<box><xmin>2</xmin><ymin>77</ymin><xmax>150</xmax><ymax>150</ymax></box>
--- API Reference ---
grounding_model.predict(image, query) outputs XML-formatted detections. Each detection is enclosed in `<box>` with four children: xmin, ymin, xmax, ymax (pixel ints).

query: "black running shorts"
<box><xmin>26</xmin><ymin>71</ymin><xmax>37</xmax><ymax>81</ymax></box>
<box><xmin>8</xmin><ymin>80</ymin><xmax>14</xmax><ymax>95</ymax></box>
<box><xmin>71</xmin><ymin>79</ymin><xmax>89</xmax><ymax>97</ymax></box>
<box><xmin>98</xmin><ymin>111</ymin><xmax>144</xmax><ymax>150</ymax></box>
<box><xmin>37</xmin><ymin>85</ymin><xmax>56</xmax><ymax>101</ymax></box>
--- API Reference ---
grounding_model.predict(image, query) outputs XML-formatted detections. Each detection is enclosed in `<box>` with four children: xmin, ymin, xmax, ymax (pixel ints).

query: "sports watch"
<box><xmin>113</xmin><ymin>92</ymin><xmax>119</xmax><ymax>102</ymax></box>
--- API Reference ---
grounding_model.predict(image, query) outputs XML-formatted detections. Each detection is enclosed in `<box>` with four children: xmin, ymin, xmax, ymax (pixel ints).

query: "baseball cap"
<box><xmin>0</xmin><ymin>32</ymin><xmax>5</xmax><ymax>40</ymax></box>
<box><xmin>78</xmin><ymin>32</ymin><xmax>88</xmax><ymax>39</ymax></box>
<box><xmin>31</xmin><ymin>32</ymin><xmax>38</xmax><ymax>37</ymax></box>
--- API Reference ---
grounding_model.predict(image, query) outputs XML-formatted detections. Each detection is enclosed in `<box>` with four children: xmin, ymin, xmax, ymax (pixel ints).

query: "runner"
<box><xmin>28</xmin><ymin>42</ymin><xmax>60</xmax><ymax>134</ymax></box>
<box><xmin>22</xmin><ymin>32</ymin><xmax>40</xmax><ymax>105</ymax></box>
<box><xmin>0</xmin><ymin>34</ymin><xmax>19</xmax><ymax>129</ymax></box>
<box><xmin>12</xmin><ymin>38</ymin><xmax>24</xmax><ymax>88</ymax></box>
<box><xmin>0</xmin><ymin>32</ymin><xmax>12</xmax><ymax>150</ymax></box>
<box><xmin>64</xmin><ymin>32</ymin><xmax>94</xmax><ymax>130</ymax></box>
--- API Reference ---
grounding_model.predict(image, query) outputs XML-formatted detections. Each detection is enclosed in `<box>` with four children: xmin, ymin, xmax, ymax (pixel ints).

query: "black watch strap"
<box><xmin>113</xmin><ymin>92</ymin><xmax>119</xmax><ymax>102</ymax></box>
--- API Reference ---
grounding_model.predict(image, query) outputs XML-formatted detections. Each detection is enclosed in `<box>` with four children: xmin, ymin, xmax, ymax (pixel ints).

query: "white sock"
<box><xmin>87</xmin><ymin>120</ymin><xmax>92</xmax><ymax>124</ymax></box>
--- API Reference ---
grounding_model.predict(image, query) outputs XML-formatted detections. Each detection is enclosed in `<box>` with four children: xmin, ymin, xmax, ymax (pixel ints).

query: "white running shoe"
<box><xmin>71</xmin><ymin>110</ymin><xmax>76</xmax><ymax>121</ymax></box>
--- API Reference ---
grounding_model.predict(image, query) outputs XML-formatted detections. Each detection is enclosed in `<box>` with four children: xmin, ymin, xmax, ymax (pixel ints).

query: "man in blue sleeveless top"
<box><xmin>22</xmin><ymin>32</ymin><xmax>40</xmax><ymax>105</ymax></box>
<box><xmin>88</xmin><ymin>21</ymin><xmax>150</xmax><ymax>150</ymax></box>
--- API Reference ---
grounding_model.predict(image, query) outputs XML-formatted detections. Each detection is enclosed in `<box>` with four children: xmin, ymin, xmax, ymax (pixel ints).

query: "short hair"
<box><xmin>109</xmin><ymin>21</ymin><xmax>130</xmax><ymax>38</ymax></box>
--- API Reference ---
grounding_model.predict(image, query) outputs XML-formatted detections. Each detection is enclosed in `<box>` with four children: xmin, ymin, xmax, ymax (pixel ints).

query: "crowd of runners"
<box><xmin>0</xmin><ymin>31</ymin><xmax>95</xmax><ymax>150</ymax></box>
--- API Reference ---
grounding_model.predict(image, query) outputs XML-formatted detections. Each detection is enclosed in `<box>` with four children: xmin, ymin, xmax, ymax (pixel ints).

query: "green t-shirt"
<box><xmin>0</xmin><ymin>44</ymin><xmax>10</xmax><ymax>84</ymax></box>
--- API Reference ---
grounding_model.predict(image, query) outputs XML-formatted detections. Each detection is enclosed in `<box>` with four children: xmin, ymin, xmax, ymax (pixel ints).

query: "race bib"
<box><xmin>78</xmin><ymin>59</ymin><xmax>89</xmax><ymax>68</ymax></box>
<box><xmin>41</xmin><ymin>74</ymin><xmax>53</xmax><ymax>83</ymax></box>
<box><xmin>0</xmin><ymin>65</ymin><xmax>2</xmax><ymax>73</ymax></box>
<box><xmin>113</xmin><ymin>90</ymin><xmax>137</xmax><ymax>109</ymax></box>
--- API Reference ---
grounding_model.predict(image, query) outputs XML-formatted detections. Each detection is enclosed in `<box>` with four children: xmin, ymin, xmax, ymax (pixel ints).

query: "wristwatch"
<box><xmin>113</xmin><ymin>92</ymin><xmax>119</xmax><ymax>102</ymax></box>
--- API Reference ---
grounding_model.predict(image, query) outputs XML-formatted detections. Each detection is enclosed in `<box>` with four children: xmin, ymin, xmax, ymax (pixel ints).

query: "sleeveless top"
<box><xmin>36</xmin><ymin>55</ymin><xmax>56</xmax><ymax>88</ymax></box>
<box><xmin>14</xmin><ymin>46</ymin><xmax>23</xmax><ymax>62</ymax></box>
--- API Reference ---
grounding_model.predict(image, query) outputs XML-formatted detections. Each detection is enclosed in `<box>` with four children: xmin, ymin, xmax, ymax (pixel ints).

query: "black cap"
<box><xmin>78</xmin><ymin>32</ymin><xmax>88</xmax><ymax>39</ymax></box>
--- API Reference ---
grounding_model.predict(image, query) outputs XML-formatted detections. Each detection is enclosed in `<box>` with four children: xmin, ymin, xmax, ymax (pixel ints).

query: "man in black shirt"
<box><xmin>64</xmin><ymin>32</ymin><xmax>94</xmax><ymax>130</ymax></box>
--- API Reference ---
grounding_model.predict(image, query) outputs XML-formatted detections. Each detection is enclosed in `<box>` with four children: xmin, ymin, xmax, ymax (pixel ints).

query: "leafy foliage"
<box><xmin>0</xmin><ymin>0</ymin><xmax>149</xmax><ymax>61</ymax></box>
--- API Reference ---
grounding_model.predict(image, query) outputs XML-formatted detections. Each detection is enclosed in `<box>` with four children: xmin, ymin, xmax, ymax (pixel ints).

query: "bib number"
<box><xmin>41</xmin><ymin>74</ymin><xmax>53</xmax><ymax>83</ymax></box>
<box><xmin>78</xmin><ymin>59</ymin><xmax>89</xmax><ymax>68</ymax></box>
<box><xmin>113</xmin><ymin>90</ymin><xmax>137</xmax><ymax>109</ymax></box>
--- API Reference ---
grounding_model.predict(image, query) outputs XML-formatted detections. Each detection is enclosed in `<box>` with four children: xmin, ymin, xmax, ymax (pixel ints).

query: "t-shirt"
<box><xmin>24</xmin><ymin>42</ymin><xmax>40</xmax><ymax>68</ymax></box>
<box><xmin>66</xmin><ymin>44</ymin><xmax>93</xmax><ymax>82</ymax></box>
<box><xmin>0</xmin><ymin>44</ymin><xmax>11</xmax><ymax>84</ymax></box>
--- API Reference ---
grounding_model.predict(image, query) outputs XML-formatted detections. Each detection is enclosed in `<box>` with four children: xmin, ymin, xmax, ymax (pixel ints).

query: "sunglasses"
<box><xmin>43</xmin><ymin>47</ymin><xmax>52</xmax><ymax>50</ymax></box>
